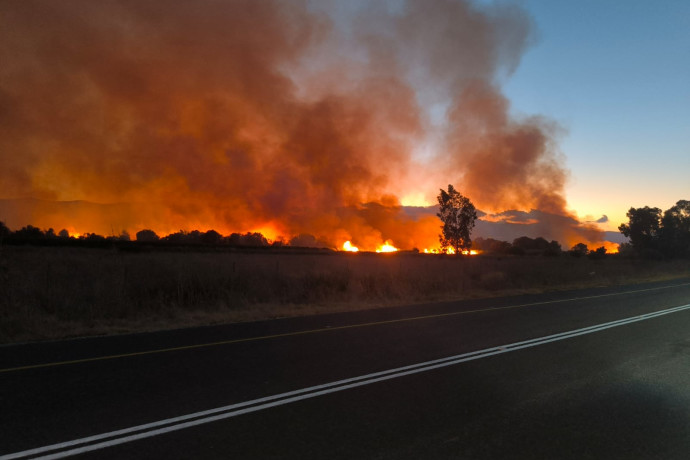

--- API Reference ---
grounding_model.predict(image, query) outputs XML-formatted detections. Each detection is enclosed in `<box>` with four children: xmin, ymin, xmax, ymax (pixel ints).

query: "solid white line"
<box><xmin>9</xmin><ymin>304</ymin><xmax>685</xmax><ymax>460</ymax></box>
<box><xmin>4</xmin><ymin>303</ymin><xmax>690</xmax><ymax>460</ymax></box>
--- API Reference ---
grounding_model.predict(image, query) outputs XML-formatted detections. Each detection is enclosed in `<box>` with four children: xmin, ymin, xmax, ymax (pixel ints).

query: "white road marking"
<box><xmin>4</xmin><ymin>280</ymin><xmax>690</xmax><ymax>374</ymax></box>
<box><xmin>3</xmin><ymin>302</ymin><xmax>690</xmax><ymax>460</ymax></box>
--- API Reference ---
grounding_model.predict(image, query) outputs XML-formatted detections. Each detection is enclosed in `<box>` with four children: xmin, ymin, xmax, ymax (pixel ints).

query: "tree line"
<box><xmin>618</xmin><ymin>200</ymin><xmax>690</xmax><ymax>258</ymax></box>
<box><xmin>2</xmin><ymin>195</ymin><xmax>687</xmax><ymax>258</ymax></box>
<box><xmin>0</xmin><ymin>223</ymin><xmax>277</xmax><ymax>248</ymax></box>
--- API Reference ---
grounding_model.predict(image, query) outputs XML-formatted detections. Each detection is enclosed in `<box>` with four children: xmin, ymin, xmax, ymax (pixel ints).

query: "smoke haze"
<box><xmin>0</xmin><ymin>0</ymin><xmax>606</xmax><ymax>249</ymax></box>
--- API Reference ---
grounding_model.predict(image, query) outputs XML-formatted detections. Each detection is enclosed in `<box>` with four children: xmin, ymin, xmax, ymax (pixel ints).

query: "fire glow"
<box><xmin>342</xmin><ymin>240</ymin><xmax>399</xmax><ymax>253</ymax></box>
<box><xmin>376</xmin><ymin>241</ymin><xmax>398</xmax><ymax>253</ymax></box>
<box><xmin>423</xmin><ymin>248</ymin><xmax>480</xmax><ymax>255</ymax></box>
<box><xmin>0</xmin><ymin>1</ymin><xmax>617</xmax><ymax>255</ymax></box>
<box><xmin>342</xmin><ymin>241</ymin><xmax>359</xmax><ymax>252</ymax></box>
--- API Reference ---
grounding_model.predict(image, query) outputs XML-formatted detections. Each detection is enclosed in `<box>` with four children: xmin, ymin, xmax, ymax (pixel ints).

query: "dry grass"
<box><xmin>1</xmin><ymin>245</ymin><xmax>689</xmax><ymax>343</ymax></box>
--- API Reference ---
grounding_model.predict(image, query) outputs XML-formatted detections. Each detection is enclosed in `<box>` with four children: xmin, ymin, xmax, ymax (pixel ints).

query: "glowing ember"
<box><xmin>423</xmin><ymin>248</ymin><xmax>479</xmax><ymax>255</ymax></box>
<box><xmin>342</xmin><ymin>241</ymin><xmax>359</xmax><ymax>252</ymax></box>
<box><xmin>376</xmin><ymin>241</ymin><xmax>398</xmax><ymax>253</ymax></box>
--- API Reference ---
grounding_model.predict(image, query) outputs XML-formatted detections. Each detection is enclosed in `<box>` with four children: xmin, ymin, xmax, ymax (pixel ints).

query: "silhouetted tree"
<box><xmin>187</xmin><ymin>230</ymin><xmax>203</xmax><ymax>244</ymax></box>
<box><xmin>58</xmin><ymin>229</ymin><xmax>70</xmax><ymax>238</ymax></box>
<box><xmin>80</xmin><ymin>233</ymin><xmax>106</xmax><ymax>243</ymax></box>
<box><xmin>569</xmin><ymin>243</ymin><xmax>589</xmax><ymax>257</ymax></box>
<box><xmin>437</xmin><ymin>184</ymin><xmax>477</xmax><ymax>254</ymax></box>
<box><xmin>512</xmin><ymin>236</ymin><xmax>551</xmax><ymax>254</ymax></box>
<box><xmin>618</xmin><ymin>206</ymin><xmax>661</xmax><ymax>252</ymax></box>
<box><xmin>512</xmin><ymin>236</ymin><xmax>535</xmax><ymax>251</ymax></box>
<box><xmin>544</xmin><ymin>240</ymin><xmax>562</xmax><ymax>256</ymax></box>
<box><xmin>659</xmin><ymin>200</ymin><xmax>690</xmax><ymax>257</ymax></box>
<box><xmin>617</xmin><ymin>242</ymin><xmax>635</xmax><ymax>257</ymax></box>
<box><xmin>588</xmin><ymin>246</ymin><xmax>607</xmax><ymax>260</ymax></box>
<box><xmin>227</xmin><ymin>232</ymin><xmax>269</xmax><ymax>247</ymax></box>
<box><xmin>0</xmin><ymin>221</ymin><xmax>10</xmax><ymax>242</ymax></box>
<box><xmin>201</xmin><ymin>230</ymin><xmax>222</xmax><ymax>245</ymax></box>
<box><xmin>136</xmin><ymin>229</ymin><xmax>159</xmax><ymax>242</ymax></box>
<box><xmin>163</xmin><ymin>230</ymin><xmax>189</xmax><ymax>244</ymax></box>
<box><xmin>473</xmin><ymin>237</ymin><xmax>512</xmax><ymax>254</ymax></box>
<box><xmin>14</xmin><ymin>225</ymin><xmax>44</xmax><ymax>240</ymax></box>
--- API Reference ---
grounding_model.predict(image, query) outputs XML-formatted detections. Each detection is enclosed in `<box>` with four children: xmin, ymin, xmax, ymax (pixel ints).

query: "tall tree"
<box><xmin>437</xmin><ymin>184</ymin><xmax>477</xmax><ymax>254</ymax></box>
<box><xmin>618</xmin><ymin>206</ymin><xmax>662</xmax><ymax>252</ymax></box>
<box><xmin>660</xmin><ymin>200</ymin><xmax>690</xmax><ymax>257</ymax></box>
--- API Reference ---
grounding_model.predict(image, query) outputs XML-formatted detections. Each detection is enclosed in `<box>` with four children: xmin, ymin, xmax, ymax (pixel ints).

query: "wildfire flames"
<box><xmin>376</xmin><ymin>241</ymin><xmax>399</xmax><ymax>253</ymax></box>
<box><xmin>423</xmin><ymin>248</ymin><xmax>480</xmax><ymax>255</ymax></box>
<box><xmin>0</xmin><ymin>0</ymin><xmax>616</xmax><ymax>253</ymax></box>
<box><xmin>342</xmin><ymin>240</ymin><xmax>399</xmax><ymax>253</ymax></box>
<box><xmin>342</xmin><ymin>241</ymin><xmax>359</xmax><ymax>252</ymax></box>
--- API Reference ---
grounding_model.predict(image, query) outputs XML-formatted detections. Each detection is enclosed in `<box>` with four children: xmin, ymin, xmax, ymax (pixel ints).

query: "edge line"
<box><xmin>4</xmin><ymin>302</ymin><xmax>689</xmax><ymax>460</ymax></box>
<box><xmin>2</xmin><ymin>281</ymin><xmax>689</xmax><ymax>373</ymax></box>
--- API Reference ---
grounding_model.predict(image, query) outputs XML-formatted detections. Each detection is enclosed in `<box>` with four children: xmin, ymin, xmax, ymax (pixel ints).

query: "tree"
<box><xmin>14</xmin><ymin>225</ymin><xmax>44</xmax><ymax>240</ymax></box>
<box><xmin>544</xmin><ymin>240</ymin><xmax>562</xmax><ymax>257</ymax></box>
<box><xmin>201</xmin><ymin>230</ymin><xmax>222</xmax><ymax>245</ymax></box>
<box><xmin>0</xmin><ymin>221</ymin><xmax>10</xmax><ymax>241</ymax></box>
<box><xmin>618</xmin><ymin>206</ymin><xmax>661</xmax><ymax>252</ymax></box>
<box><xmin>659</xmin><ymin>200</ymin><xmax>690</xmax><ymax>257</ymax></box>
<box><xmin>437</xmin><ymin>184</ymin><xmax>477</xmax><ymax>254</ymax></box>
<box><xmin>136</xmin><ymin>229</ymin><xmax>159</xmax><ymax>242</ymax></box>
<box><xmin>227</xmin><ymin>232</ymin><xmax>269</xmax><ymax>247</ymax></box>
<box><xmin>568</xmin><ymin>243</ymin><xmax>589</xmax><ymax>257</ymax></box>
<box><xmin>588</xmin><ymin>246</ymin><xmax>607</xmax><ymax>260</ymax></box>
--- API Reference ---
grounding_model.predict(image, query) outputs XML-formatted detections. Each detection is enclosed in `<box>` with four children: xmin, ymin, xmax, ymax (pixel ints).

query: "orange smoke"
<box><xmin>0</xmin><ymin>1</ymin><xmax>606</xmax><ymax>250</ymax></box>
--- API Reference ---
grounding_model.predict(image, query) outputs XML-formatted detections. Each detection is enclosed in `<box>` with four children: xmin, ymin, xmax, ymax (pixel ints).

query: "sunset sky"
<box><xmin>501</xmin><ymin>0</ymin><xmax>689</xmax><ymax>230</ymax></box>
<box><xmin>1</xmin><ymin>0</ymin><xmax>687</xmax><ymax>249</ymax></box>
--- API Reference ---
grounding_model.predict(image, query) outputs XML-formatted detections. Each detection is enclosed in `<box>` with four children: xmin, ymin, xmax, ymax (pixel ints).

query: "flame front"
<box><xmin>423</xmin><ymin>248</ymin><xmax>479</xmax><ymax>255</ymax></box>
<box><xmin>376</xmin><ymin>241</ymin><xmax>398</xmax><ymax>253</ymax></box>
<box><xmin>342</xmin><ymin>241</ymin><xmax>359</xmax><ymax>252</ymax></box>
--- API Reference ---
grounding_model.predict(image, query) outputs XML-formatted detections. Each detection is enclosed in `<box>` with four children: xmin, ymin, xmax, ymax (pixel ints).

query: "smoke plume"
<box><xmin>0</xmin><ymin>0</ymin><xmax>605</xmax><ymax>249</ymax></box>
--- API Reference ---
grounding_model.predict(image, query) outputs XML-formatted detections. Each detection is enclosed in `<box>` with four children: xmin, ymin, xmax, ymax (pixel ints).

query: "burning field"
<box><xmin>0</xmin><ymin>0</ymin><xmax>615</xmax><ymax>252</ymax></box>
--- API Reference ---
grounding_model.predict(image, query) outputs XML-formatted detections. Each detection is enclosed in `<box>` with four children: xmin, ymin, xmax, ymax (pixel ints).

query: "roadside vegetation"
<box><xmin>1</xmin><ymin>245</ymin><xmax>688</xmax><ymax>343</ymax></box>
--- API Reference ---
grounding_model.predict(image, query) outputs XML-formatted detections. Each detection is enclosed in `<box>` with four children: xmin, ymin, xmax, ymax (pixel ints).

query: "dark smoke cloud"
<box><xmin>0</xmin><ymin>0</ymin><xmax>605</xmax><ymax>249</ymax></box>
<box><xmin>477</xmin><ymin>209</ymin><xmax>604</xmax><ymax>246</ymax></box>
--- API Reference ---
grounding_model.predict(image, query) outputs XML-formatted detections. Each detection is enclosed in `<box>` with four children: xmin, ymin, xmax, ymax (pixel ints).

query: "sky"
<box><xmin>0</xmin><ymin>0</ymin><xmax>687</xmax><ymax>249</ymax></box>
<box><xmin>501</xmin><ymin>0</ymin><xmax>690</xmax><ymax>230</ymax></box>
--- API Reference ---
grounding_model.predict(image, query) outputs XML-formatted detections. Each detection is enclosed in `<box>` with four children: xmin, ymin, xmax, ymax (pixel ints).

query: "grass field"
<box><xmin>1</xmin><ymin>245</ymin><xmax>689</xmax><ymax>343</ymax></box>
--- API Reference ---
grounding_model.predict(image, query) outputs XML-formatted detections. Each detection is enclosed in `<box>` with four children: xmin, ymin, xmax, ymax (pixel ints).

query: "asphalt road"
<box><xmin>2</xmin><ymin>278</ymin><xmax>690</xmax><ymax>459</ymax></box>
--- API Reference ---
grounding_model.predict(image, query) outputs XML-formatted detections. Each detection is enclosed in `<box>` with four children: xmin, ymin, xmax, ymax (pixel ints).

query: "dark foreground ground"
<box><xmin>2</xmin><ymin>278</ymin><xmax>690</xmax><ymax>459</ymax></box>
<box><xmin>2</xmin><ymin>245</ymin><xmax>689</xmax><ymax>343</ymax></box>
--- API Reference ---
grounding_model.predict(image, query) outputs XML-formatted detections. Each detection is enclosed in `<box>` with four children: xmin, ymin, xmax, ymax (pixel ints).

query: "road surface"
<box><xmin>2</xmin><ymin>278</ymin><xmax>690</xmax><ymax>459</ymax></box>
